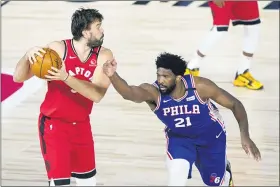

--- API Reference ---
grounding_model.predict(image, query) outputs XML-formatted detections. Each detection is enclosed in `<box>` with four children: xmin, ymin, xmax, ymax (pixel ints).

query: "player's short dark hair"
<box><xmin>71</xmin><ymin>8</ymin><xmax>103</xmax><ymax>40</ymax></box>
<box><xmin>155</xmin><ymin>52</ymin><xmax>187</xmax><ymax>76</ymax></box>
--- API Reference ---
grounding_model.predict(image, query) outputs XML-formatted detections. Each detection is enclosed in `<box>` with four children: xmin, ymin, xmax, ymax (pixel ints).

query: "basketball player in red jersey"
<box><xmin>186</xmin><ymin>0</ymin><xmax>263</xmax><ymax>90</ymax></box>
<box><xmin>13</xmin><ymin>8</ymin><xmax>113</xmax><ymax>186</ymax></box>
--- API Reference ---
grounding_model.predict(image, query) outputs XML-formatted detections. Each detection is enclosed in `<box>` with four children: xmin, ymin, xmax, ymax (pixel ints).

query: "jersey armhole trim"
<box><xmin>96</xmin><ymin>46</ymin><xmax>101</xmax><ymax>55</ymax></box>
<box><xmin>95</xmin><ymin>46</ymin><xmax>102</xmax><ymax>65</ymax></box>
<box><xmin>189</xmin><ymin>75</ymin><xmax>206</xmax><ymax>105</ymax></box>
<box><xmin>62</xmin><ymin>40</ymin><xmax>67</xmax><ymax>61</ymax></box>
<box><xmin>152</xmin><ymin>83</ymin><xmax>161</xmax><ymax>112</ymax></box>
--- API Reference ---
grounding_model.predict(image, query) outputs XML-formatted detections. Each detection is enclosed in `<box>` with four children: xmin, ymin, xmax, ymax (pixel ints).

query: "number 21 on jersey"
<box><xmin>174</xmin><ymin>117</ymin><xmax>192</xmax><ymax>128</ymax></box>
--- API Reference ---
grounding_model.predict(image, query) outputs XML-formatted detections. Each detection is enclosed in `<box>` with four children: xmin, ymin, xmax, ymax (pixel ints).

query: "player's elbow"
<box><xmin>96</xmin><ymin>92</ymin><xmax>107</xmax><ymax>103</ymax></box>
<box><xmin>120</xmin><ymin>89</ymin><xmax>135</xmax><ymax>101</ymax></box>
<box><xmin>91</xmin><ymin>90</ymin><xmax>107</xmax><ymax>103</ymax></box>
<box><xmin>121</xmin><ymin>94</ymin><xmax>129</xmax><ymax>100</ymax></box>
<box><xmin>88</xmin><ymin>95</ymin><xmax>101</xmax><ymax>103</ymax></box>
<box><xmin>120</xmin><ymin>94</ymin><xmax>132</xmax><ymax>101</ymax></box>
<box><xmin>232</xmin><ymin>99</ymin><xmax>244</xmax><ymax>112</ymax></box>
<box><xmin>93</xmin><ymin>97</ymin><xmax>101</xmax><ymax>103</ymax></box>
<box><xmin>13</xmin><ymin>76</ymin><xmax>22</xmax><ymax>83</ymax></box>
<box><xmin>121</xmin><ymin>94</ymin><xmax>142</xmax><ymax>103</ymax></box>
<box><xmin>13</xmin><ymin>70</ymin><xmax>33</xmax><ymax>83</ymax></box>
<box><xmin>13</xmin><ymin>70</ymin><xmax>22</xmax><ymax>82</ymax></box>
<box><xmin>122</xmin><ymin>86</ymin><xmax>143</xmax><ymax>103</ymax></box>
<box><xmin>13</xmin><ymin>75</ymin><xmax>32</xmax><ymax>83</ymax></box>
<box><xmin>13</xmin><ymin>74</ymin><xmax>25</xmax><ymax>83</ymax></box>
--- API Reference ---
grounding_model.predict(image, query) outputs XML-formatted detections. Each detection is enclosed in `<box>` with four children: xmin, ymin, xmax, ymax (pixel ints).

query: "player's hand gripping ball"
<box><xmin>30</xmin><ymin>48</ymin><xmax>63</xmax><ymax>79</ymax></box>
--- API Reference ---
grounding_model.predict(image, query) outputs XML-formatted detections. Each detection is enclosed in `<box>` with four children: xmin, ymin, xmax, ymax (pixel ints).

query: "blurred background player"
<box><xmin>185</xmin><ymin>0</ymin><xmax>263</xmax><ymax>90</ymax></box>
<box><xmin>13</xmin><ymin>8</ymin><xmax>113</xmax><ymax>186</ymax></box>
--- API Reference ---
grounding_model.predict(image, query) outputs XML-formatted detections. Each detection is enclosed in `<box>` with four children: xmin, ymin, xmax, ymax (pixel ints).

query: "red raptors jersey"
<box><xmin>40</xmin><ymin>39</ymin><xmax>100</xmax><ymax>122</ymax></box>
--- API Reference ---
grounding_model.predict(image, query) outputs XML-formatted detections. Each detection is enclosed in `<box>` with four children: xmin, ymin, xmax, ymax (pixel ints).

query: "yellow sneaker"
<box><xmin>233</xmin><ymin>70</ymin><xmax>263</xmax><ymax>90</ymax></box>
<box><xmin>229</xmin><ymin>179</ymin><xmax>234</xmax><ymax>187</ymax></box>
<box><xmin>184</xmin><ymin>68</ymin><xmax>200</xmax><ymax>76</ymax></box>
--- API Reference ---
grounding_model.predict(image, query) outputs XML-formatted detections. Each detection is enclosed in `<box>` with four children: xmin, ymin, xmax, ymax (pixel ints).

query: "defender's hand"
<box><xmin>103</xmin><ymin>59</ymin><xmax>117</xmax><ymax>77</ymax></box>
<box><xmin>241</xmin><ymin>136</ymin><xmax>261</xmax><ymax>161</ymax></box>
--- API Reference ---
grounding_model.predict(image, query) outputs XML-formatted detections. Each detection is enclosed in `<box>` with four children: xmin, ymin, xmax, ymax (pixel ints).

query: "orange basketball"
<box><xmin>30</xmin><ymin>48</ymin><xmax>63</xmax><ymax>79</ymax></box>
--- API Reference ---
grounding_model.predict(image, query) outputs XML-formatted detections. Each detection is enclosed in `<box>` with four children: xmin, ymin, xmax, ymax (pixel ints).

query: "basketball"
<box><xmin>30</xmin><ymin>48</ymin><xmax>63</xmax><ymax>79</ymax></box>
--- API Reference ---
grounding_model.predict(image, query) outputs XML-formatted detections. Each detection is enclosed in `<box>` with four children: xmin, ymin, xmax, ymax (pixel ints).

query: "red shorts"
<box><xmin>38</xmin><ymin>113</ymin><xmax>96</xmax><ymax>185</ymax></box>
<box><xmin>209</xmin><ymin>1</ymin><xmax>261</xmax><ymax>31</ymax></box>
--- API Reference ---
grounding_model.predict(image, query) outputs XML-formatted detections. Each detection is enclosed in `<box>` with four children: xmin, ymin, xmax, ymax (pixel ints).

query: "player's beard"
<box><xmin>160</xmin><ymin>82</ymin><xmax>176</xmax><ymax>95</ymax></box>
<box><xmin>87</xmin><ymin>33</ymin><xmax>104</xmax><ymax>48</ymax></box>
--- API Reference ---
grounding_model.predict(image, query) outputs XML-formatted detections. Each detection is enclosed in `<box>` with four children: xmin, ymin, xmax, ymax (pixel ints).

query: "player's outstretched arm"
<box><xmin>103</xmin><ymin>59</ymin><xmax>158</xmax><ymax>103</ymax></box>
<box><xmin>110</xmin><ymin>72</ymin><xmax>157</xmax><ymax>103</ymax></box>
<box><xmin>194</xmin><ymin>76</ymin><xmax>261</xmax><ymax>161</ymax></box>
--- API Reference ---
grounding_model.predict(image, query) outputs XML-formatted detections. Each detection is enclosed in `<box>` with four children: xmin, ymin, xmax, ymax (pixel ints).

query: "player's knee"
<box><xmin>198</xmin><ymin>26</ymin><xmax>227</xmax><ymax>55</ymax></box>
<box><xmin>72</xmin><ymin>169</ymin><xmax>97</xmax><ymax>186</ymax></box>
<box><xmin>167</xmin><ymin>159</ymin><xmax>190</xmax><ymax>186</ymax></box>
<box><xmin>243</xmin><ymin>24</ymin><xmax>261</xmax><ymax>54</ymax></box>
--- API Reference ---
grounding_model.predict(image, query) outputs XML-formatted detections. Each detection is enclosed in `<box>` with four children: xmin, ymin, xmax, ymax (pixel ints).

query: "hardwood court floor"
<box><xmin>2</xmin><ymin>1</ymin><xmax>279</xmax><ymax>186</ymax></box>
